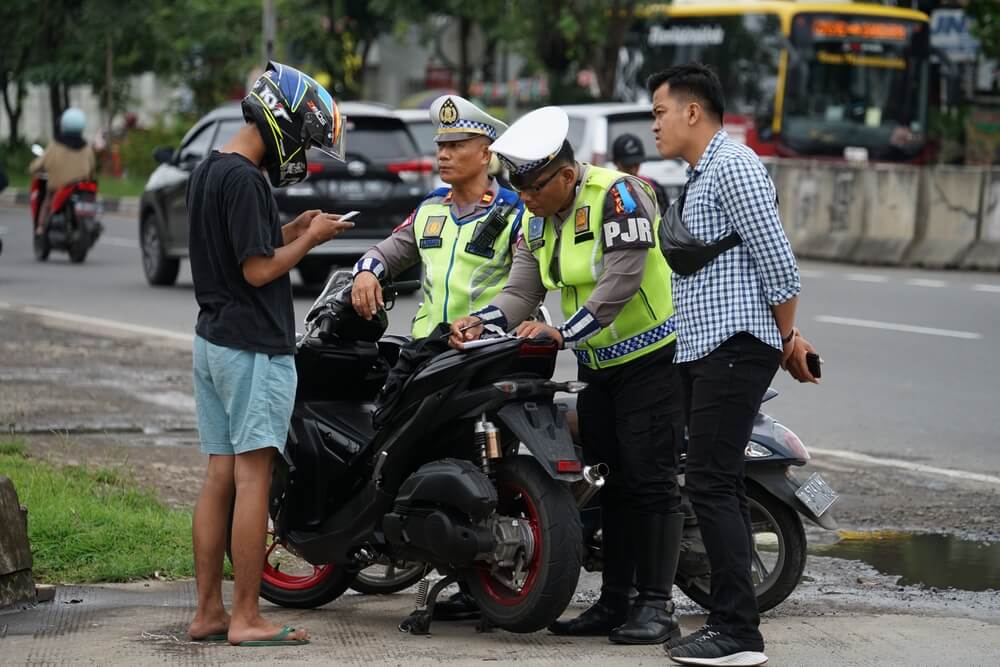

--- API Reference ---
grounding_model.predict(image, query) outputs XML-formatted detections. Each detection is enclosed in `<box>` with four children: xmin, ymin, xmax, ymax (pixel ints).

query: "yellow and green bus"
<box><xmin>621</xmin><ymin>1</ymin><xmax>931</xmax><ymax>162</ymax></box>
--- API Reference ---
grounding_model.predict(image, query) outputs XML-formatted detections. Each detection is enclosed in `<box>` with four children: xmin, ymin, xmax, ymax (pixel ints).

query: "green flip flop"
<box><xmin>191</xmin><ymin>633</ymin><xmax>228</xmax><ymax>642</ymax></box>
<box><xmin>236</xmin><ymin>626</ymin><xmax>309</xmax><ymax>647</ymax></box>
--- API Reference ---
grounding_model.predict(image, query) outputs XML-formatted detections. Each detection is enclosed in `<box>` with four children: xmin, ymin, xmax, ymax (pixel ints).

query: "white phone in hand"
<box><xmin>339</xmin><ymin>210</ymin><xmax>360</xmax><ymax>222</ymax></box>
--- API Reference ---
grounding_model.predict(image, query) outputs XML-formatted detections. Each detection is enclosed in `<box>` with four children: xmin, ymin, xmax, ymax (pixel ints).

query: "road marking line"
<box><xmin>0</xmin><ymin>302</ymin><xmax>193</xmax><ymax>343</ymax></box>
<box><xmin>101</xmin><ymin>236</ymin><xmax>138</xmax><ymax>248</ymax></box>
<box><xmin>815</xmin><ymin>315</ymin><xmax>982</xmax><ymax>340</ymax></box>
<box><xmin>810</xmin><ymin>447</ymin><xmax>1000</xmax><ymax>486</ymax></box>
<box><xmin>973</xmin><ymin>284</ymin><xmax>1000</xmax><ymax>294</ymax></box>
<box><xmin>846</xmin><ymin>273</ymin><xmax>887</xmax><ymax>283</ymax></box>
<box><xmin>905</xmin><ymin>278</ymin><xmax>947</xmax><ymax>288</ymax></box>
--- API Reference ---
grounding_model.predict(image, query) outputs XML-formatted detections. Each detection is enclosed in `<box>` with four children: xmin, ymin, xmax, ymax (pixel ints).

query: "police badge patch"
<box><xmin>439</xmin><ymin>98</ymin><xmax>459</xmax><ymax>125</ymax></box>
<box><xmin>526</xmin><ymin>216</ymin><xmax>546</xmax><ymax>251</ymax></box>
<box><xmin>420</xmin><ymin>216</ymin><xmax>446</xmax><ymax>249</ymax></box>
<box><xmin>574</xmin><ymin>206</ymin><xmax>594</xmax><ymax>243</ymax></box>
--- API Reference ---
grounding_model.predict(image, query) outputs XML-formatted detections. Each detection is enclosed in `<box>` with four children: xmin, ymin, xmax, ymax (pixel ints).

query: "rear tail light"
<box><xmin>389</xmin><ymin>158</ymin><xmax>435</xmax><ymax>184</ymax></box>
<box><xmin>557</xmin><ymin>460</ymin><xmax>582</xmax><ymax>473</ymax></box>
<box><xmin>518</xmin><ymin>340</ymin><xmax>557</xmax><ymax>357</ymax></box>
<box><xmin>387</xmin><ymin>159</ymin><xmax>435</xmax><ymax>174</ymax></box>
<box><xmin>773</xmin><ymin>422</ymin><xmax>810</xmax><ymax>461</ymax></box>
<box><xmin>307</xmin><ymin>163</ymin><xmax>323</xmax><ymax>174</ymax></box>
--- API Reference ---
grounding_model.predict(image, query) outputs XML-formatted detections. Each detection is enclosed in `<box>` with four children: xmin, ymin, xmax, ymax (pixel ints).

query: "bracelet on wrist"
<box><xmin>781</xmin><ymin>328</ymin><xmax>797</xmax><ymax>345</ymax></box>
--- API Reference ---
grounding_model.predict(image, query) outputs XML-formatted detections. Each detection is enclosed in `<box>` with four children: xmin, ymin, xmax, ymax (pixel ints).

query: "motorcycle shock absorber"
<box><xmin>475</xmin><ymin>414</ymin><xmax>502</xmax><ymax>475</ymax></box>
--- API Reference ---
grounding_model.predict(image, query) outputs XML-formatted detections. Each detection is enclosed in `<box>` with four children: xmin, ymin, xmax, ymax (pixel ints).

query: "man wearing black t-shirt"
<box><xmin>186</xmin><ymin>63</ymin><xmax>351</xmax><ymax>647</ymax></box>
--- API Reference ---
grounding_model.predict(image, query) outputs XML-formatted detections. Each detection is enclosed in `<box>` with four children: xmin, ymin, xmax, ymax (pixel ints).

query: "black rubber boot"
<box><xmin>549</xmin><ymin>508</ymin><xmax>633</xmax><ymax>636</ymax></box>
<box><xmin>432</xmin><ymin>590</ymin><xmax>480</xmax><ymax>621</ymax></box>
<box><xmin>609</xmin><ymin>512</ymin><xmax>685</xmax><ymax>645</ymax></box>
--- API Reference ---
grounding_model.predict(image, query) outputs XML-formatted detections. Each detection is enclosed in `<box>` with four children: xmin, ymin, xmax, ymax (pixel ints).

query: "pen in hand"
<box><xmin>441</xmin><ymin>318</ymin><xmax>482</xmax><ymax>340</ymax></box>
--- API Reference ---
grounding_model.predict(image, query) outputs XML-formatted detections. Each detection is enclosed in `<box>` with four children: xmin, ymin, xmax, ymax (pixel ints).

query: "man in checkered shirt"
<box><xmin>648</xmin><ymin>64</ymin><xmax>820</xmax><ymax>667</ymax></box>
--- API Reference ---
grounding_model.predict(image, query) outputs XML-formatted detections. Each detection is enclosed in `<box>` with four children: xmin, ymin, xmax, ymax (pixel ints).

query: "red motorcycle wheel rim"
<box><xmin>477</xmin><ymin>483</ymin><xmax>542</xmax><ymax>606</ymax></box>
<box><xmin>261</xmin><ymin>538</ymin><xmax>333</xmax><ymax>591</ymax></box>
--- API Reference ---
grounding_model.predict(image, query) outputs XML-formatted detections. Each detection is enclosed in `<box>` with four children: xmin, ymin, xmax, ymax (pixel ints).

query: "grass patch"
<box><xmin>0</xmin><ymin>438</ymin><xmax>195</xmax><ymax>583</ymax></box>
<box><xmin>3</xmin><ymin>173</ymin><xmax>145</xmax><ymax>198</ymax></box>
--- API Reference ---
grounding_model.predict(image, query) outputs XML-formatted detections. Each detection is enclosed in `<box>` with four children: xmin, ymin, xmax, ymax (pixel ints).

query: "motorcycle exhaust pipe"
<box><xmin>572</xmin><ymin>462</ymin><xmax>609</xmax><ymax>508</ymax></box>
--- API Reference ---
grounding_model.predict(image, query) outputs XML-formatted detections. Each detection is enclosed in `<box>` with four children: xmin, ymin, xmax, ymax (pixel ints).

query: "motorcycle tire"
<box><xmin>68</xmin><ymin>233</ymin><xmax>89</xmax><ymax>263</ymax></box>
<box><xmin>33</xmin><ymin>231</ymin><xmax>50</xmax><ymax>261</ymax></box>
<box><xmin>464</xmin><ymin>456</ymin><xmax>582</xmax><ymax>633</ymax></box>
<box><xmin>350</xmin><ymin>560</ymin><xmax>426</xmax><ymax>595</ymax></box>
<box><xmin>675</xmin><ymin>481</ymin><xmax>807</xmax><ymax>614</ymax></box>
<box><xmin>225</xmin><ymin>503</ymin><xmax>354</xmax><ymax>610</ymax></box>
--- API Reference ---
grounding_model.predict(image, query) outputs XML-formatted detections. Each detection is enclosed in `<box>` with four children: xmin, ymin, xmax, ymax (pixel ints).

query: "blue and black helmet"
<box><xmin>242</xmin><ymin>61</ymin><xmax>345</xmax><ymax>188</ymax></box>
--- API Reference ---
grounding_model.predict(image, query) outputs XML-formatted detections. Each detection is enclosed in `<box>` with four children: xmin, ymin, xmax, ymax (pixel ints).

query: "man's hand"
<box><xmin>783</xmin><ymin>331</ymin><xmax>820</xmax><ymax>384</ymax></box>
<box><xmin>306</xmin><ymin>212</ymin><xmax>355</xmax><ymax>246</ymax></box>
<box><xmin>448</xmin><ymin>316</ymin><xmax>484</xmax><ymax>349</ymax></box>
<box><xmin>351</xmin><ymin>270</ymin><xmax>383</xmax><ymax>319</ymax></box>
<box><xmin>289</xmin><ymin>209</ymin><xmax>321</xmax><ymax>240</ymax></box>
<box><xmin>515</xmin><ymin>321</ymin><xmax>564</xmax><ymax>348</ymax></box>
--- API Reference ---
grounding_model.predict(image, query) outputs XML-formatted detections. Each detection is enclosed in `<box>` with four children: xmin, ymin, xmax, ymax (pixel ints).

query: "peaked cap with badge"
<box><xmin>489</xmin><ymin>106</ymin><xmax>570</xmax><ymax>180</ymax></box>
<box><xmin>429</xmin><ymin>95</ymin><xmax>508</xmax><ymax>143</ymax></box>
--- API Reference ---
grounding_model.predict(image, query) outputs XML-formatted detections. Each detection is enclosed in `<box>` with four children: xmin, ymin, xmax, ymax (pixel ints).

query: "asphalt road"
<box><xmin>2</xmin><ymin>205</ymin><xmax>999</xmax><ymax>474</ymax></box>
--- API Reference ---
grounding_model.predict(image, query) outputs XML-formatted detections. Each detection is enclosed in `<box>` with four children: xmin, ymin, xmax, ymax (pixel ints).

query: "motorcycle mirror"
<box><xmin>31</xmin><ymin>144</ymin><xmax>44</xmax><ymax>157</ymax></box>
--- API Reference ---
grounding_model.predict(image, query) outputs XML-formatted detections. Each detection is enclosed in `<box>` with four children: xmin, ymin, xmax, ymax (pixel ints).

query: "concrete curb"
<box><xmin>0</xmin><ymin>187</ymin><xmax>139</xmax><ymax>217</ymax></box>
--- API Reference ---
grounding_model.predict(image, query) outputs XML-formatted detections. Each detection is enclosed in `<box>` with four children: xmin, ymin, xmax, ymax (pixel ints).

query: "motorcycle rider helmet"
<box><xmin>242</xmin><ymin>61</ymin><xmax>346</xmax><ymax>188</ymax></box>
<box><xmin>60</xmin><ymin>108</ymin><xmax>86</xmax><ymax>135</ymax></box>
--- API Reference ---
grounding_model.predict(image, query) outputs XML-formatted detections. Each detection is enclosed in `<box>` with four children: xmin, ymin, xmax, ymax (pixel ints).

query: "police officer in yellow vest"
<box><xmin>351</xmin><ymin>96</ymin><xmax>524</xmax><ymax>336</ymax></box>
<box><xmin>449</xmin><ymin>107</ymin><xmax>685</xmax><ymax>645</ymax></box>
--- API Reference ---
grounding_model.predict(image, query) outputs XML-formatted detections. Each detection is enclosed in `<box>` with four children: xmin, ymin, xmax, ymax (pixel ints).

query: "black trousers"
<box><xmin>576</xmin><ymin>343</ymin><xmax>684</xmax><ymax>600</ymax></box>
<box><xmin>577</xmin><ymin>343</ymin><xmax>684</xmax><ymax>516</ymax></box>
<box><xmin>678</xmin><ymin>333</ymin><xmax>780</xmax><ymax>648</ymax></box>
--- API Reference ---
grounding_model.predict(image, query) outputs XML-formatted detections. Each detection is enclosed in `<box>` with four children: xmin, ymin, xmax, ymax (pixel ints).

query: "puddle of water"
<box><xmin>811</xmin><ymin>530</ymin><xmax>1000</xmax><ymax>592</ymax></box>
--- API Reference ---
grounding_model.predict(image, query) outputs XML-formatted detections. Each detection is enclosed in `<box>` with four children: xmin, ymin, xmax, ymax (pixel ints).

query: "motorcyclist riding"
<box><xmin>29</xmin><ymin>108</ymin><xmax>97</xmax><ymax>236</ymax></box>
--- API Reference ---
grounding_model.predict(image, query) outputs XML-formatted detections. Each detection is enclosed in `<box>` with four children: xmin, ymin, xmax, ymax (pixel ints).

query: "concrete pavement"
<box><xmin>2</xmin><ymin>579</ymin><xmax>999</xmax><ymax>666</ymax></box>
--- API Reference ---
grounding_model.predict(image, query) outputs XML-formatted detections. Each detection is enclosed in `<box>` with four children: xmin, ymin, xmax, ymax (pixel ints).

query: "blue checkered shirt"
<box><xmin>672</xmin><ymin>130</ymin><xmax>800</xmax><ymax>363</ymax></box>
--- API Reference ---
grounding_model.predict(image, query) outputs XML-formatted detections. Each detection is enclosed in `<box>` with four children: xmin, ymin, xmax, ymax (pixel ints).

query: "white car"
<box><xmin>560</xmin><ymin>103</ymin><xmax>687</xmax><ymax>202</ymax></box>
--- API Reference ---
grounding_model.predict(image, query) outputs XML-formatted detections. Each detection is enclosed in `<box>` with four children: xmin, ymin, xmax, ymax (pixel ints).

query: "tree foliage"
<box><xmin>968</xmin><ymin>0</ymin><xmax>1000</xmax><ymax>61</ymax></box>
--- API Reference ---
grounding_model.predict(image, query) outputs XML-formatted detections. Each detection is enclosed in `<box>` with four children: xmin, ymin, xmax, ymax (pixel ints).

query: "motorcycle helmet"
<box><xmin>60</xmin><ymin>108</ymin><xmax>86</xmax><ymax>135</ymax></box>
<box><xmin>242</xmin><ymin>61</ymin><xmax>346</xmax><ymax>188</ymax></box>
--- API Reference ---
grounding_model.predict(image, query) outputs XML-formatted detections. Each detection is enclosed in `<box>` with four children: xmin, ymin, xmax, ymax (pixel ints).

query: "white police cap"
<box><xmin>489</xmin><ymin>106</ymin><xmax>569</xmax><ymax>176</ymax></box>
<box><xmin>430</xmin><ymin>95</ymin><xmax>508</xmax><ymax>143</ymax></box>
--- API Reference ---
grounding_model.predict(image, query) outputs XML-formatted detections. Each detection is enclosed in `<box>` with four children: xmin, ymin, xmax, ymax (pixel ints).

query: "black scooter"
<box><xmin>241</xmin><ymin>272</ymin><xmax>589</xmax><ymax>634</ymax></box>
<box><xmin>575</xmin><ymin>389</ymin><xmax>840</xmax><ymax>613</ymax></box>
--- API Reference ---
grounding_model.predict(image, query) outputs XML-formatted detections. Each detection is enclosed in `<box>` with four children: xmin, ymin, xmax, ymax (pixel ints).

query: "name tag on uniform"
<box><xmin>420</xmin><ymin>216</ymin><xmax>446</xmax><ymax>249</ymax></box>
<box><xmin>526</xmin><ymin>216</ymin><xmax>546</xmax><ymax>251</ymax></box>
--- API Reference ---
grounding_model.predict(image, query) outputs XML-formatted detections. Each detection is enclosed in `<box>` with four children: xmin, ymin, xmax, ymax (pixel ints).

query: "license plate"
<box><xmin>794</xmin><ymin>472</ymin><xmax>838</xmax><ymax>518</ymax></box>
<box><xmin>328</xmin><ymin>180</ymin><xmax>389</xmax><ymax>200</ymax></box>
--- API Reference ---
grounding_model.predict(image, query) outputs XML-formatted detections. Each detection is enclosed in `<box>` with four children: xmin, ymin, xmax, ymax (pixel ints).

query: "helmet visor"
<box><xmin>309</xmin><ymin>113</ymin><xmax>346</xmax><ymax>162</ymax></box>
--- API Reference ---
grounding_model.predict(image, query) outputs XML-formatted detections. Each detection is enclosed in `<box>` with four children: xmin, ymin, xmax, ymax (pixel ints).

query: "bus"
<box><xmin>618</xmin><ymin>1</ymin><xmax>931</xmax><ymax>162</ymax></box>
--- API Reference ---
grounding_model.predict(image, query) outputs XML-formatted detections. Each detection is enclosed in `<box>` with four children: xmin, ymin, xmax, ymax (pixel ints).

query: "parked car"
<box><xmin>560</xmin><ymin>103</ymin><xmax>687</xmax><ymax>203</ymax></box>
<box><xmin>139</xmin><ymin>102</ymin><xmax>431</xmax><ymax>287</ymax></box>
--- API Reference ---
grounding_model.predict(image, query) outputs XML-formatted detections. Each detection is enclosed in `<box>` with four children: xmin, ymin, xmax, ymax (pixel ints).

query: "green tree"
<box><xmin>148</xmin><ymin>0</ymin><xmax>261</xmax><ymax>114</ymax></box>
<box><xmin>968</xmin><ymin>0</ymin><xmax>1000</xmax><ymax>60</ymax></box>
<box><xmin>279</xmin><ymin>0</ymin><xmax>396</xmax><ymax>99</ymax></box>
<box><xmin>0</xmin><ymin>0</ymin><xmax>40</xmax><ymax>145</ymax></box>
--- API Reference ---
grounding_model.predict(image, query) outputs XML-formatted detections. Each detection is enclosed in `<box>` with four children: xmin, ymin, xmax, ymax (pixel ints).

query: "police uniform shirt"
<box><xmin>358</xmin><ymin>178</ymin><xmax>510</xmax><ymax>278</ymax></box>
<box><xmin>490</xmin><ymin>164</ymin><xmax>659</xmax><ymax>331</ymax></box>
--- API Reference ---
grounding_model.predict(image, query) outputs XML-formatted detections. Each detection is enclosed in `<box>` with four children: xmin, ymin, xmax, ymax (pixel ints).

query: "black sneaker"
<box><xmin>667</xmin><ymin>629</ymin><xmax>767</xmax><ymax>666</ymax></box>
<box><xmin>664</xmin><ymin>624</ymin><xmax>717</xmax><ymax>650</ymax></box>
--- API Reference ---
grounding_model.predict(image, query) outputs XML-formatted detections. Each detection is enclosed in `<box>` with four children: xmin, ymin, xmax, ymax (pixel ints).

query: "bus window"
<box><xmin>623</xmin><ymin>13</ymin><xmax>783</xmax><ymax>135</ymax></box>
<box><xmin>783</xmin><ymin>13</ymin><xmax>929</xmax><ymax>161</ymax></box>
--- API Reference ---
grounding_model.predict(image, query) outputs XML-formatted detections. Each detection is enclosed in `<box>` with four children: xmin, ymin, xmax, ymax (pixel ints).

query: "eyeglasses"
<box><xmin>512</xmin><ymin>167</ymin><xmax>563</xmax><ymax>194</ymax></box>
